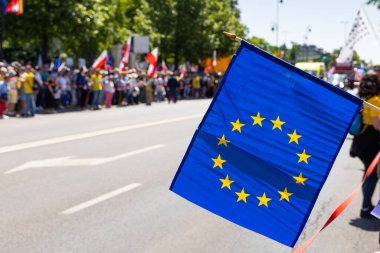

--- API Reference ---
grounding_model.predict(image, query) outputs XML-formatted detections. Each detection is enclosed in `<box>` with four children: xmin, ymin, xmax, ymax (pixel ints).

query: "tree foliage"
<box><xmin>367</xmin><ymin>0</ymin><xmax>380</xmax><ymax>8</ymax></box>
<box><xmin>3</xmin><ymin>0</ymin><xmax>247</xmax><ymax>66</ymax></box>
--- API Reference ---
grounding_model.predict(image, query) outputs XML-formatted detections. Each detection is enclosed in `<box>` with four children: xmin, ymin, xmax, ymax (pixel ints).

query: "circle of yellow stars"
<box><xmin>210</xmin><ymin>112</ymin><xmax>311</xmax><ymax>208</ymax></box>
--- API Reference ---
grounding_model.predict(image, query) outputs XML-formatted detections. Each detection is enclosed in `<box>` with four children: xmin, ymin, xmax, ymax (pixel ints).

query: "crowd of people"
<box><xmin>0</xmin><ymin>62</ymin><xmax>223</xmax><ymax>119</ymax></box>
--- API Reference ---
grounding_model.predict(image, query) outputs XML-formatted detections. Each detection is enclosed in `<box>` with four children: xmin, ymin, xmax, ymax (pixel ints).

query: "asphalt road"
<box><xmin>0</xmin><ymin>99</ymin><xmax>379</xmax><ymax>253</ymax></box>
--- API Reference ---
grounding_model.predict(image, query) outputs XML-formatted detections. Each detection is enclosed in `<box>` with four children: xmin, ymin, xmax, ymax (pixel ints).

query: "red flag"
<box><xmin>179</xmin><ymin>65</ymin><xmax>186</xmax><ymax>80</ymax></box>
<box><xmin>145</xmin><ymin>48</ymin><xmax>158</xmax><ymax>78</ymax></box>
<box><xmin>161</xmin><ymin>60</ymin><xmax>167</xmax><ymax>71</ymax></box>
<box><xmin>92</xmin><ymin>50</ymin><xmax>108</xmax><ymax>70</ymax></box>
<box><xmin>119</xmin><ymin>37</ymin><xmax>131</xmax><ymax>70</ymax></box>
<box><xmin>6</xmin><ymin>0</ymin><xmax>23</xmax><ymax>15</ymax></box>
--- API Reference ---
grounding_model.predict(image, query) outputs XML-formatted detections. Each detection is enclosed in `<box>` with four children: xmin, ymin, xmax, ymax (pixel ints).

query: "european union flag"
<box><xmin>170</xmin><ymin>41</ymin><xmax>362</xmax><ymax>247</ymax></box>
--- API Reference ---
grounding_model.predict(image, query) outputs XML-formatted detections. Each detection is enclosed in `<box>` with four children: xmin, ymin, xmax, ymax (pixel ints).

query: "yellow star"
<box><xmin>278</xmin><ymin>187</ymin><xmax>293</xmax><ymax>202</ymax></box>
<box><xmin>297</xmin><ymin>149</ymin><xmax>311</xmax><ymax>164</ymax></box>
<box><xmin>251</xmin><ymin>112</ymin><xmax>266</xmax><ymax>127</ymax></box>
<box><xmin>256</xmin><ymin>192</ymin><xmax>272</xmax><ymax>207</ymax></box>
<box><xmin>287</xmin><ymin>130</ymin><xmax>302</xmax><ymax>144</ymax></box>
<box><xmin>230</xmin><ymin>119</ymin><xmax>245</xmax><ymax>133</ymax></box>
<box><xmin>270</xmin><ymin>116</ymin><xmax>285</xmax><ymax>131</ymax></box>
<box><xmin>217</xmin><ymin>134</ymin><xmax>230</xmax><ymax>147</ymax></box>
<box><xmin>219</xmin><ymin>174</ymin><xmax>234</xmax><ymax>190</ymax></box>
<box><xmin>293</xmin><ymin>172</ymin><xmax>308</xmax><ymax>186</ymax></box>
<box><xmin>235</xmin><ymin>188</ymin><xmax>250</xmax><ymax>203</ymax></box>
<box><xmin>211</xmin><ymin>154</ymin><xmax>226</xmax><ymax>169</ymax></box>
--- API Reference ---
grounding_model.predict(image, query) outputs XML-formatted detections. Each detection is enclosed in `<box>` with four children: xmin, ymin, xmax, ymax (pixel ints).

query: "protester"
<box><xmin>34</xmin><ymin>66</ymin><xmax>44</xmax><ymax>111</ymax></box>
<box><xmin>155</xmin><ymin>73</ymin><xmax>165</xmax><ymax>102</ymax></box>
<box><xmin>37</xmin><ymin>65</ymin><xmax>49</xmax><ymax>110</ymax></box>
<box><xmin>91</xmin><ymin>70</ymin><xmax>103</xmax><ymax>110</ymax></box>
<box><xmin>0</xmin><ymin>71</ymin><xmax>8</xmax><ymax>119</ymax></box>
<box><xmin>75</xmin><ymin>67</ymin><xmax>87</xmax><ymax>109</ymax></box>
<box><xmin>56</xmin><ymin>70</ymin><xmax>70</xmax><ymax>108</ymax></box>
<box><xmin>145</xmin><ymin>75</ymin><xmax>154</xmax><ymax>106</ymax></box>
<box><xmin>167</xmin><ymin>71</ymin><xmax>179</xmax><ymax>103</ymax></box>
<box><xmin>21</xmin><ymin>66</ymin><xmax>36</xmax><ymax>117</ymax></box>
<box><xmin>103</xmin><ymin>74</ymin><xmax>115</xmax><ymax>108</ymax></box>
<box><xmin>349</xmin><ymin>73</ymin><xmax>380</xmax><ymax>218</ymax></box>
<box><xmin>6</xmin><ymin>69</ymin><xmax>18</xmax><ymax>117</ymax></box>
<box><xmin>192</xmin><ymin>73</ymin><xmax>201</xmax><ymax>98</ymax></box>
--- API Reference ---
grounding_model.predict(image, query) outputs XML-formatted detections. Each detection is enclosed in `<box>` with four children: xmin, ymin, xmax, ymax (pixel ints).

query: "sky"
<box><xmin>238</xmin><ymin>0</ymin><xmax>380</xmax><ymax>64</ymax></box>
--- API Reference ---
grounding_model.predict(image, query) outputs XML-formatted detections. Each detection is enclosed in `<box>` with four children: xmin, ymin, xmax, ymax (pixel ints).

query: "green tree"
<box><xmin>145</xmin><ymin>0</ymin><xmax>176</xmax><ymax>61</ymax></box>
<box><xmin>4</xmin><ymin>0</ymin><xmax>142</xmax><ymax>63</ymax></box>
<box><xmin>288</xmin><ymin>42</ymin><xmax>301</xmax><ymax>64</ymax></box>
<box><xmin>147</xmin><ymin>0</ymin><xmax>247</xmax><ymax>67</ymax></box>
<box><xmin>3</xmin><ymin>0</ymin><xmax>247</xmax><ymax>66</ymax></box>
<box><xmin>204</xmin><ymin>0</ymin><xmax>247</xmax><ymax>57</ymax></box>
<box><xmin>248</xmin><ymin>36</ymin><xmax>272</xmax><ymax>52</ymax></box>
<box><xmin>367</xmin><ymin>0</ymin><xmax>380</xmax><ymax>8</ymax></box>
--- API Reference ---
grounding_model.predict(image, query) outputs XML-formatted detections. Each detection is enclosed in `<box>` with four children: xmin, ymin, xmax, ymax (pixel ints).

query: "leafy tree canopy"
<box><xmin>3</xmin><ymin>0</ymin><xmax>247</xmax><ymax>67</ymax></box>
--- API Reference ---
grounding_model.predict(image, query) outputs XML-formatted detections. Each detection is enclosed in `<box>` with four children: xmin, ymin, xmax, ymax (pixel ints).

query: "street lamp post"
<box><xmin>304</xmin><ymin>26</ymin><xmax>312</xmax><ymax>61</ymax></box>
<box><xmin>275</xmin><ymin>0</ymin><xmax>283</xmax><ymax>54</ymax></box>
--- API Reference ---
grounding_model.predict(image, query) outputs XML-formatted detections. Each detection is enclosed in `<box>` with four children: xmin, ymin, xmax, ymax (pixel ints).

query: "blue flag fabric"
<box><xmin>2</xmin><ymin>0</ymin><xmax>7</xmax><ymax>14</ymax></box>
<box><xmin>371</xmin><ymin>200</ymin><xmax>380</xmax><ymax>219</ymax></box>
<box><xmin>106</xmin><ymin>51</ymin><xmax>113</xmax><ymax>67</ymax></box>
<box><xmin>170</xmin><ymin>41</ymin><xmax>362</xmax><ymax>247</ymax></box>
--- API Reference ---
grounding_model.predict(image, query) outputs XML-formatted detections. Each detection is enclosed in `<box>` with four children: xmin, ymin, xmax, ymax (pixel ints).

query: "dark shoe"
<box><xmin>360</xmin><ymin>208</ymin><xmax>376</xmax><ymax>219</ymax></box>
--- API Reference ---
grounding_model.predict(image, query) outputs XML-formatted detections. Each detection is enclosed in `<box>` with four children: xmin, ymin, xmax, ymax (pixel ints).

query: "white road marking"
<box><xmin>4</xmin><ymin>144</ymin><xmax>165</xmax><ymax>175</ymax></box>
<box><xmin>0</xmin><ymin>114</ymin><xmax>202</xmax><ymax>154</ymax></box>
<box><xmin>60</xmin><ymin>183</ymin><xmax>141</xmax><ymax>215</ymax></box>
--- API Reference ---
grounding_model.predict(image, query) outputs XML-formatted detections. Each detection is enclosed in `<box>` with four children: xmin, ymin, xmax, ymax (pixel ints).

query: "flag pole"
<box><xmin>223</xmin><ymin>32</ymin><xmax>242</xmax><ymax>43</ymax></box>
<box><xmin>223</xmin><ymin>31</ymin><xmax>380</xmax><ymax>114</ymax></box>
<box><xmin>363</xmin><ymin>101</ymin><xmax>380</xmax><ymax>113</ymax></box>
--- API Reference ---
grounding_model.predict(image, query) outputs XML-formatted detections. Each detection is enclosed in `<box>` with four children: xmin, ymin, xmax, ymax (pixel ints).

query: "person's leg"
<box><xmin>20</xmin><ymin>99</ymin><xmax>26</xmax><ymax>116</ymax></box>
<box><xmin>95</xmin><ymin>90</ymin><xmax>102</xmax><ymax>109</ymax></box>
<box><xmin>173</xmin><ymin>89</ymin><xmax>178</xmax><ymax>103</ymax></box>
<box><xmin>92</xmin><ymin>90</ymin><xmax>99</xmax><ymax>109</ymax></box>
<box><xmin>104</xmin><ymin>92</ymin><xmax>109</xmax><ymax>108</ymax></box>
<box><xmin>8</xmin><ymin>102</ymin><xmax>15</xmax><ymax>116</ymax></box>
<box><xmin>99</xmin><ymin>90</ymin><xmax>104</xmax><ymax>107</ymax></box>
<box><xmin>362</xmin><ymin>169</ymin><xmax>378</xmax><ymax>209</ymax></box>
<box><xmin>361</xmin><ymin>151</ymin><xmax>379</xmax><ymax>217</ymax></box>
<box><xmin>0</xmin><ymin>99</ymin><xmax>5</xmax><ymax>117</ymax></box>
<box><xmin>25</xmin><ymin>94</ymin><xmax>31</xmax><ymax>116</ymax></box>
<box><xmin>146</xmin><ymin>91</ymin><xmax>152</xmax><ymax>105</ymax></box>
<box><xmin>105</xmin><ymin>92</ymin><xmax>111</xmax><ymax>108</ymax></box>
<box><xmin>30</xmin><ymin>94</ymin><xmax>35</xmax><ymax>115</ymax></box>
<box><xmin>40</xmin><ymin>89</ymin><xmax>46</xmax><ymax>110</ymax></box>
<box><xmin>76</xmin><ymin>88</ymin><xmax>82</xmax><ymax>107</ymax></box>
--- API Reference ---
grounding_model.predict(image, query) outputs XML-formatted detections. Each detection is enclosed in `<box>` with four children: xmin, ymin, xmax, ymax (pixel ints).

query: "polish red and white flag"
<box><xmin>119</xmin><ymin>37</ymin><xmax>131</xmax><ymax>70</ymax></box>
<box><xmin>92</xmin><ymin>50</ymin><xmax>108</xmax><ymax>70</ymax></box>
<box><xmin>145</xmin><ymin>48</ymin><xmax>158</xmax><ymax>78</ymax></box>
<box><xmin>179</xmin><ymin>65</ymin><xmax>186</xmax><ymax>80</ymax></box>
<box><xmin>161</xmin><ymin>60</ymin><xmax>167</xmax><ymax>72</ymax></box>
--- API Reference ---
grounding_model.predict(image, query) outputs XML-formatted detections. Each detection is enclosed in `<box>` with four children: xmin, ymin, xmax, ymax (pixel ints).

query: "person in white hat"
<box><xmin>5</xmin><ymin>70</ymin><xmax>18</xmax><ymax>117</ymax></box>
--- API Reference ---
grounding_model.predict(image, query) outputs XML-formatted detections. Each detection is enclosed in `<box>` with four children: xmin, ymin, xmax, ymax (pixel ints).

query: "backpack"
<box><xmin>349</xmin><ymin>112</ymin><xmax>367</xmax><ymax>136</ymax></box>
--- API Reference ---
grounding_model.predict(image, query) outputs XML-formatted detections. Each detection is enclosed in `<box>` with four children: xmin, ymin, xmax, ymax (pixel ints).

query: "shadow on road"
<box><xmin>349</xmin><ymin>218</ymin><xmax>380</xmax><ymax>231</ymax></box>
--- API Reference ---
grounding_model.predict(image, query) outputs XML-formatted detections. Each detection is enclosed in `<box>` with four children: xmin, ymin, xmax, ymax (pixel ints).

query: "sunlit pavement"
<box><xmin>0</xmin><ymin>99</ymin><xmax>379</xmax><ymax>253</ymax></box>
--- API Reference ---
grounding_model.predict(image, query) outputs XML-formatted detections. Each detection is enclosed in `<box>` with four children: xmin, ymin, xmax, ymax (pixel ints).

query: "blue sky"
<box><xmin>238</xmin><ymin>0</ymin><xmax>380</xmax><ymax>64</ymax></box>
